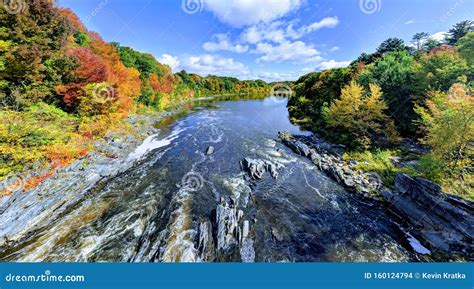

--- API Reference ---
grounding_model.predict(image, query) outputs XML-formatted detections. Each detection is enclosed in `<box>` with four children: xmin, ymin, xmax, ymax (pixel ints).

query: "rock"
<box><xmin>197</xmin><ymin>220</ymin><xmax>215</xmax><ymax>261</ymax></box>
<box><xmin>272</xmin><ymin>227</ymin><xmax>284</xmax><ymax>242</ymax></box>
<box><xmin>349</xmin><ymin>160</ymin><xmax>359</xmax><ymax>166</ymax></box>
<box><xmin>240</xmin><ymin>238</ymin><xmax>255</xmax><ymax>263</ymax></box>
<box><xmin>278</xmin><ymin>132</ymin><xmax>383</xmax><ymax>199</ymax></box>
<box><xmin>265</xmin><ymin>162</ymin><xmax>280</xmax><ymax>179</ymax></box>
<box><xmin>241</xmin><ymin>158</ymin><xmax>266</xmax><ymax>179</ymax></box>
<box><xmin>240</xmin><ymin>158</ymin><xmax>281</xmax><ymax>180</ymax></box>
<box><xmin>242</xmin><ymin>220</ymin><xmax>250</xmax><ymax>241</ymax></box>
<box><xmin>385</xmin><ymin>174</ymin><xmax>474</xmax><ymax>258</ymax></box>
<box><xmin>216</xmin><ymin>199</ymin><xmax>240</xmax><ymax>251</ymax></box>
<box><xmin>206</xmin><ymin>146</ymin><xmax>215</xmax><ymax>155</ymax></box>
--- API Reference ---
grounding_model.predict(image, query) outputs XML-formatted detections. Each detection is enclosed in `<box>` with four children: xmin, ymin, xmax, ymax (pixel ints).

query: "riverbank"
<box><xmin>0</xmin><ymin>111</ymin><xmax>172</xmax><ymax>247</ymax></box>
<box><xmin>278</xmin><ymin>131</ymin><xmax>474</xmax><ymax>261</ymax></box>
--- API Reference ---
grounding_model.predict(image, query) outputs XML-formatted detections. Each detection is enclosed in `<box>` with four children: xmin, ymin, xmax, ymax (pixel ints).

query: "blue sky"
<box><xmin>57</xmin><ymin>0</ymin><xmax>473</xmax><ymax>82</ymax></box>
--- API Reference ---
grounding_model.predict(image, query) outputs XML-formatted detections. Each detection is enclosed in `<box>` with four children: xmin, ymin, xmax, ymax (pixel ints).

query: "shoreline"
<box><xmin>0</xmin><ymin>111</ymin><xmax>174</xmax><ymax>247</ymax></box>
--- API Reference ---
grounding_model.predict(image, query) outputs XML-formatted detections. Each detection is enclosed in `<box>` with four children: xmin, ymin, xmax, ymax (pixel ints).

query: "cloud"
<box><xmin>203</xmin><ymin>34</ymin><xmax>249</xmax><ymax>53</ymax></box>
<box><xmin>204</xmin><ymin>0</ymin><xmax>301</xmax><ymax>27</ymax></box>
<box><xmin>316</xmin><ymin>60</ymin><xmax>351</xmax><ymax>70</ymax></box>
<box><xmin>240</xmin><ymin>17</ymin><xmax>339</xmax><ymax>44</ymax></box>
<box><xmin>163</xmin><ymin>54</ymin><xmax>249</xmax><ymax>77</ymax></box>
<box><xmin>158</xmin><ymin>54</ymin><xmax>180</xmax><ymax>71</ymax></box>
<box><xmin>250</xmin><ymin>71</ymin><xmax>303</xmax><ymax>82</ymax></box>
<box><xmin>286</xmin><ymin>17</ymin><xmax>339</xmax><ymax>39</ymax></box>
<box><xmin>404</xmin><ymin>20</ymin><xmax>415</xmax><ymax>25</ymax></box>
<box><xmin>255</xmin><ymin>40</ymin><xmax>322</xmax><ymax>63</ymax></box>
<box><xmin>329</xmin><ymin>46</ymin><xmax>340</xmax><ymax>52</ymax></box>
<box><xmin>431</xmin><ymin>31</ymin><xmax>447</xmax><ymax>42</ymax></box>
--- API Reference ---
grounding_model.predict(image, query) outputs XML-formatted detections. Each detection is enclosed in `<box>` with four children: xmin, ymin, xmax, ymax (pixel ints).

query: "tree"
<box><xmin>419</xmin><ymin>47</ymin><xmax>471</xmax><ymax>91</ymax></box>
<box><xmin>288</xmin><ymin>68</ymin><xmax>352</xmax><ymax>128</ymax></box>
<box><xmin>415</xmin><ymin>83</ymin><xmax>473</xmax><ymax>180</ymax></box>
<box><xmin>357</xmin><ymin>51</ymin><xmax>423</xmax><ymax>134</ymax></box>
<box><xmin>446</xmin><ymin>20</ymin><xmax>474</xmax><ymax>45</ymax></box>
<box><xmin>412</xmin><ymin>32</ymin><xmax>430</xmax><ymax>51</ymax></box>
<box><xmin>422</xmin><ymin>38</ymin><xmax>440</xmax><ymax>51</ymax></box>
<box><xmin>322</xmin><ymin>81</ymin><xmax>397</xmax><ymax>148</ymax></box>
<box><xmin>456</xmin><ymin>32</ymin><xmax>474</xmax><ymax>65</ymax></box>
<box><xmin>376</xmin><ymin>38</ymin><xmax>407</xmax><ymax>55</ymax></box>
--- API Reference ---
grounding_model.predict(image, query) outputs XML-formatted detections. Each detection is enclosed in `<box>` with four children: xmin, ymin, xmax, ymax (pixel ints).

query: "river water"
<box><xmin>1</xmin><ymin>96</ymin><xmax>423</xmax><ymax>262</ymax></box>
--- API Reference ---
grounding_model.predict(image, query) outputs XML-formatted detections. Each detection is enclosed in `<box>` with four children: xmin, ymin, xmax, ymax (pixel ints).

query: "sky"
<box><xmin>57</xmin><ymin>0</ymin><xmax>473</xmax><ymax>82</ymax></box>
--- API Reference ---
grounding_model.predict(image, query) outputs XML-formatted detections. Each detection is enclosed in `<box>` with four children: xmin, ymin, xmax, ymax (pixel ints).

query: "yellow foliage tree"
<box><xmin>323</xmin><ymin>81</ymin><xmax>397</xmax><ymax>148</ymax></box>
<box><xmin>416</xmin><ymin>83</ymin><xmax>473</xmax><ymax>173</ymax></box>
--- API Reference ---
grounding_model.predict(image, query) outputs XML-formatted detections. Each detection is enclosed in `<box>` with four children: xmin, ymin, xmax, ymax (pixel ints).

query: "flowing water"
<box><xmin>1</xmin><ymin>96</ymin><xmax>423</xmax><ymax>262</ymax></box>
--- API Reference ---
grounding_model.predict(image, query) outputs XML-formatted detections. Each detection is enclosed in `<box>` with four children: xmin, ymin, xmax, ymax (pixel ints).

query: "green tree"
<box><xmin>456</xmin><ymin>32</ymin><xmax>474</xmax><ymax>65</ymax></box>
<box><xmin>419</xmin><ymin>47</ymin><xmax>471</xmax><ymax>91</ymax></box>
<box><xmin>358</xmin><ymin>51</ymin><xmax>423</xmax><ymax>134</ymax></box>
<box><xmin>376</xmin><ymin>38</ymin><xmax>407</xmax><ymax>55</ymax></box>
<box><xmin>422</xmin><ymin>38</ymin><xmax>440</xmax><ymax>51</ymax></box>
<box><xmin>412</xmin><ymin>32</ymin><xmax>430</xmax><ymax>51</ymax></box>
<box><xmin>446</xmin><ymin>20</ymin><xmax>474</xmax><ymax>45</ymax></box>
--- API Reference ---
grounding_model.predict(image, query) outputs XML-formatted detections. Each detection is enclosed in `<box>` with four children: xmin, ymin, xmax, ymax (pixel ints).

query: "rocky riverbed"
<box><xmin>0</xmin><ymin>112</ymin><xmax>171</xmax><ymax>248</ymax></box>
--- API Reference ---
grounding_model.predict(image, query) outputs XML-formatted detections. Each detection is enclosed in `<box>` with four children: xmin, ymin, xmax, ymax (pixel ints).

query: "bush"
<box><xmin>344</xmin><ymin>150</ymin><xmax>401</xmax><ymax>185</ymax></box>
<box><xmin>0</xmin><ymin>103</ymin><xmax>82</xmax><ymax>180</ymax></box>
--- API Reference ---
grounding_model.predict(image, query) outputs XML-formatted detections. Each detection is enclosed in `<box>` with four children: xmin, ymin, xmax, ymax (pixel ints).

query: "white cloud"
<box><xmin>158</xmin><ymin>54</ymin><xmax>180</xmax><ymax>71</ymax></box>
<box><xmin>240</xmin><ymin>17</ymin><xmax>339</xmax><ymax>44</ymax></box>
<box><xmin>316</xmin><ymin>60</ymin><xmax>351</xmax><ymax>70</ymax></box>
<box><xmin>204</xmin><ymin>0</ymin><xmax>301</xmax><ymax>27</ymax></box>
<box><xmin>255</xmin><ymin>40</ymin><xmax>322</xmax><ymax>63</ymax></box>
<box><xmin>431</xmin><ymin>31</ymin><xmax>447</xmax><ymax>42</ymax></box>
<box><xmin>329</xmin><ymin>46</ymin><xmax>340</xmax><ymax>52</ymax></box>
<box><xmin>240</xmin><ymin>21</ymin><xmax>286</xmax><ymax>43</ymax></box>
<box><xmin>170</xmin><ymin>54</ymin><xmax>249</xmax><ymax>77</ymax></box>
<box><xmin>286</xmin><ymin>17</ymin><xmax>339</xmax><ymax>39</ymax></box>
<box><xmin>404</xmin><ymin>20</ymin><xmax>415</xmax><ymax>25</ymax></box>
<box><xmin>203</xmin><ymin>34</ymin><xmax>249</xmax><ymax>53</ymax></box>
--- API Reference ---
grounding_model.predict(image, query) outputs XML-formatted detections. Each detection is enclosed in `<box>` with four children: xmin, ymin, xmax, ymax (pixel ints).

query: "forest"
<box><xmin>0</xmin><ymin>1</ymin><xmax>269</xmax><ymax>184</ymax></box>
<box><xmin>288</xmin><ymin>21</ymin><xmax>473</xmax><ymax>200</ymax></box>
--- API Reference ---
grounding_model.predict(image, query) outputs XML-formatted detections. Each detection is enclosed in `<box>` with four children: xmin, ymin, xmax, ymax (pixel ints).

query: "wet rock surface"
<box><xmin>0</xmin><ymin>113</ymin><xmax>169</xmax><ymax>249</ymax></box>
<box><xmin>240</xmin><ymin>158</ymin><xmax>282</xmax><ymax>180</ymax></box>
<box><xmin>383</xmin><ymin>174</ymin><xmax>474</xmax><ymax>260</ymax></box>
<box><xmin>278</xmin><ymin>132</ymin><xmax>382</xmax><ymax>198</ymax></box>
<box><xmin>279</xmin><ymin>131</ymin><xmax>474</xmax><ymax>261</ymax></box>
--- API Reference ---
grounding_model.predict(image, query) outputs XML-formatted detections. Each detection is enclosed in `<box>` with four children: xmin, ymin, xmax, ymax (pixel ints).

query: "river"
<box><xmin>0</xmin><ymin>96</ymin><xmax>423</xmax><ymax>262</ymax></box>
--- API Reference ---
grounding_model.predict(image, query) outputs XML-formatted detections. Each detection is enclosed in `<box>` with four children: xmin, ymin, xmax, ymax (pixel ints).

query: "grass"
<box><xmin>343</xmin><ymin>149</ymin><xmax>473</xmax><ymax>202</ymax></box>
